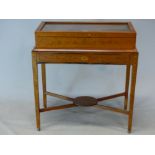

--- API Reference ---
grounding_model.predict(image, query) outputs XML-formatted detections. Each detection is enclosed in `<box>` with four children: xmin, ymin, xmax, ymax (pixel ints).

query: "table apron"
<box><xmin>37</xmin><ymin>52</ymin><xmax>132</xmax><ymax>65</ymax></box>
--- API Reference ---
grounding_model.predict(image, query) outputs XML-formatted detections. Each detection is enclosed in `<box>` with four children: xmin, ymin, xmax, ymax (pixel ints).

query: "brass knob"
<box><xmin>81</xmin><ymin>56</ymin><xmax>88</xmax><ymax>61</ymax></box>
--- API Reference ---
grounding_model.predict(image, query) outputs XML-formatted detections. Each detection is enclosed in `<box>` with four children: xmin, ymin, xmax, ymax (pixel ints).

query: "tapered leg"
<box><xmin>41</xmin><ymin>64</ymin><xmax>47</xmax><ymax>108</ymax></box>
<box><xmin>32</xmin><ymin>52</ymin><xmax>40</xmax><ymax>131</ymax></box>
<box><xmin>128</xmin><ymin>54</ymin><xmax>138</xmax><ymax>133</ymax></box>
<box><xmin>124</xmin><ymin>65</ymin><xmax>131</xmax><ymax>110</ymax></box>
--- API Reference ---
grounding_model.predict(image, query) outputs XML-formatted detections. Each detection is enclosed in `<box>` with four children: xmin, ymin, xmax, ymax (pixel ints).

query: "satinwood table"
<box><xmin>32</xmin><ymin>21</ymin><xmax>138</xmax><ymax>133</ymax></box>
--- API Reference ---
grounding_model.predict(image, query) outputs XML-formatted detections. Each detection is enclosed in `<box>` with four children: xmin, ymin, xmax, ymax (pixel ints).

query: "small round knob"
<box><xmin>81</xmin><ymin>56</ymin><xmax>88</xmax><ymax>61</ymax></box>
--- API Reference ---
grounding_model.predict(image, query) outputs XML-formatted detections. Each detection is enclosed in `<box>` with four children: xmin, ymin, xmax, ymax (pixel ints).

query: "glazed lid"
<box><xmin>35</xmin><ymin>21</ymin><xmax>136</xmax><ymax>38</ymax></box>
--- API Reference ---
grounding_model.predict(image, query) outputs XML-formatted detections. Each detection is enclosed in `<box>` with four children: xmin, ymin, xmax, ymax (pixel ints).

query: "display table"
<box><xmin>32</xmin><ymin>21</ymin><xmax>138</xmax><ymax>133</ymax></box>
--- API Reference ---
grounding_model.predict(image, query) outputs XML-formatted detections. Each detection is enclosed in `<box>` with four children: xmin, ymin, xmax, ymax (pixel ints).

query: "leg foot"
<box><xmin>128</xmin><ymin>128</ymin><xmax>132</xmax><ymax>134</ymax></box>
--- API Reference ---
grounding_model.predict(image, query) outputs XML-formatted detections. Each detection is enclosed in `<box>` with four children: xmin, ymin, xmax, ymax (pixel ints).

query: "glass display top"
<box><xmin>41</xmin><ymin>23</ymin><xmax>130</xmax><ymax>32</ymax></box>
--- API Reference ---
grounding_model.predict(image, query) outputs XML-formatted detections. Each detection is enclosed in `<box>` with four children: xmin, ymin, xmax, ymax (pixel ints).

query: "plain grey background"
<box><xmin>0</xmin><ymin>19</ymin><xmax>155</xmax><ymax>134</ymax></box>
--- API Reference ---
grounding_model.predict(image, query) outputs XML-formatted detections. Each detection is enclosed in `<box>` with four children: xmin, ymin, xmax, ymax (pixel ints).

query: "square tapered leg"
<box><xmin>41</xmin><ymin>64</ymin><xmax>47</xmax><ymax>108</ymax></box>
<box><xmin>128</xmin><ymin>53</ymin><xmax>138</xmax><ymax>133</ymax></box>
<box><xmin>32</xmin><ymin>52</ymin><xmax>41</xmax><ymax>131</ymax></box>
<box><xmin>124</xmin><ymin>64</ymin><xmax>131</xmax><ymax>110</ymax></box>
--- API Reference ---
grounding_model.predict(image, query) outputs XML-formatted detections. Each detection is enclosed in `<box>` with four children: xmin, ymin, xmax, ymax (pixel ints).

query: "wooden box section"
<box><xmin>35</xmin><ymin>21</ymin><xmax>136</xmax><ymax>50</ymax></box>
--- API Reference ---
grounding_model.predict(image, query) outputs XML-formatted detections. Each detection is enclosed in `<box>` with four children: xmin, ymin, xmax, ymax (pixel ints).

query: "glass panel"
<box><xmin>42</xmin><ymin>23</ymin><xmax>130</xmax><ymax>32</ymax></box>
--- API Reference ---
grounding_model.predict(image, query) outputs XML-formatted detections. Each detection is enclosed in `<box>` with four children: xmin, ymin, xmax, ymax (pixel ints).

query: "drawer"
<box><xmin>37</xmin><ymin>52</ymin><xmax>131</xmax><ymax>65</ymax></box>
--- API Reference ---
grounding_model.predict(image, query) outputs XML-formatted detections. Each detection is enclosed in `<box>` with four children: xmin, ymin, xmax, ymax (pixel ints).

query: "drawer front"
<box><xmin>38</xmin><ymin>52</ymin><xmax>131</xmax><ymax>65</ymax></box>
<box><xmin>36</xmin><ymin>36</ymin><xmax>136</xmax><ymax>50</ymax></box>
